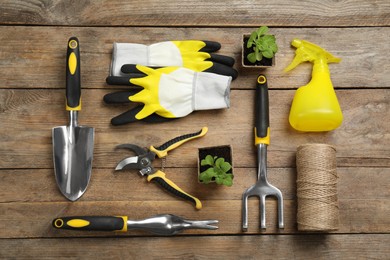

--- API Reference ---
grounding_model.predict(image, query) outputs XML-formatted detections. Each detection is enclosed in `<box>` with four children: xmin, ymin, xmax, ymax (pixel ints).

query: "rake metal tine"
<box><xmin>260</xmin><ymin>195</ymin><xmax>266</xmax><ymax>229</ymax></box>
<box><xmin>242</xmin><ymin>193</ymin><xmax>249</xmax><ymax>231</ymax></box>
<box><xmin>275</xmin><ymin>190</ymin><xmax>284</xmax><ymax>229</ymax></box>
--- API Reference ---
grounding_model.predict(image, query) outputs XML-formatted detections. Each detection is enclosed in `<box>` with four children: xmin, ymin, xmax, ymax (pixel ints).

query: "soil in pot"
<box><xmin>243</xmin><ymin>37</ymin><xmax>273</xmax><ymax>67</ymax></box>
<box><xmin>198</xmin><ymin>145</ymin><xmax>233</xmax><ymax>183</ymax></box>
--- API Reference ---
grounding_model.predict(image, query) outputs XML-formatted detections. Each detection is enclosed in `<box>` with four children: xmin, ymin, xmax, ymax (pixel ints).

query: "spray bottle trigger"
<box><xmin>284</xmin><ymin>50</ymin><xmax>309</xmax><ymax>72</ymax></box>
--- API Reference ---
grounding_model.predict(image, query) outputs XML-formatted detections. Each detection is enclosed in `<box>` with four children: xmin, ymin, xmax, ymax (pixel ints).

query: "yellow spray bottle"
<box><xmin>284</xmin><ymin>39</ymin><xmax>343</xmax><ymax>131</ymax></box>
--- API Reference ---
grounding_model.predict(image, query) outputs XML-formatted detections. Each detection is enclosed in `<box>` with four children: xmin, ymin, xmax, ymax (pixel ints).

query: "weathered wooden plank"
<box><xmin>1</xmin><ymin>199</ymin><xmax>389</xmax><ymax>238</ymax></box>
<box><xmin>1</xmin><ymin>89</ymin><xmax>389</xmax><ymax>169</ymax></box>
<box><xmin>0</xmin><ymin>26</ymin><xmax>389</xmax><ymax>90</ymax></box>
<box><xmin>1</xmin><ymin>166</ymin><xmax>388</xmax><ymax>237</ymax></box>
<box><xmin>0</xmin><ymin>0</ymin><xmax>389</xmax><ymax>27</ymax></box>
<box><xmin>1</xmin><ymin>167</ymin><xmax>388</xmax><ymax>203</ymax></box>
<box><xmin>1</xmin><ymin>234</ymin><xmax>389</xmax><ymax>259</ymax></box>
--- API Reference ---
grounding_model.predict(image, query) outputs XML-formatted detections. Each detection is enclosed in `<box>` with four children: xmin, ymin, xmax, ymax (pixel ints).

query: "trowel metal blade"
<box><xmin>52</xmin><ymin>125</ymin><xmax>94</xmax><ymax>201</ymax></box>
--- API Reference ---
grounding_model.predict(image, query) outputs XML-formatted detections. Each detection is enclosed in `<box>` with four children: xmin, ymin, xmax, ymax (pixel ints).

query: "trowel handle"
<box><xmin>66</xmin><ymin>37</ymin><xmax>81</xmax><ymax>111</ymax></box>
<box><xmin>254</xmin><ymin>75</ymin><xmax>270</xmax><ymax>145</ymax></box>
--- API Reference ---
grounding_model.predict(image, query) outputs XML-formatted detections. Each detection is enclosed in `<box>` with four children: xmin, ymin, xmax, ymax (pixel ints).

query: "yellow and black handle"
<box><xmin>254</xmin><ymin>75</ymin><xmax>270</xmax><ymax>145</ymax></box>
<box><xmin>147</xmin><ymin>170</ymin><xmax>202</xmax><ymax>210</ymax></box>
<box><xmin>66</xmin><ymin>37</ymin><xmax>81</xmax><ymax>111</ymax></box>
<box><xmin>149</xmin><ymin>127</ymin><xmax>208</xmax><ymax>158</ymax></box>
<box><xmin>52</xmin><ymin>216</ymin><xmax>128</xmax><ymax>232</ymax></box>
<box><xmin>147</xmin><ymin>127</ymin><xmax>207</xmax><ymax>210</ymax></box>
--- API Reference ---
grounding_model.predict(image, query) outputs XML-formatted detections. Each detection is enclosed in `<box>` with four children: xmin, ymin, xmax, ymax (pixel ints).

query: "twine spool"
<box><xmin>296</xmin><ymin>144</ymin><xmax>339</xmax><ymax>231</ymax></box>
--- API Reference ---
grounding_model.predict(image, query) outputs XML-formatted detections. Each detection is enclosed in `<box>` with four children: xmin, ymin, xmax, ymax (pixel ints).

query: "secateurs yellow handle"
<box><xmin>115</xmin><ymin>127</ymin><xmax>208</xmax><ymax>210</ymax></box>
<box><xmin>150</xmin><ymin>126</ymin><xmax>208</xmax><ymax>158</ymax></box>
<box><xmin>147</xmin><ymin>170</ymin><xmax>202</xmax><ymax>209</ymax></box>
<box><xmin>148</xmin><ymin>127</ymin><xmax>208</xmax><ymax>209</ymax></box>
<box><xmin>254</xmin><ymin>75</ymin><xmax>270</xmax><ymax>146</ymax></box>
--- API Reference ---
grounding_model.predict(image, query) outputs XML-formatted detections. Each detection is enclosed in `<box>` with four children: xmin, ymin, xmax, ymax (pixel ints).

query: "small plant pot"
<box><xmin>242</xmin><ymin>34</ymin><xmax>275</xmax><ymax>69</ymax></box>
<box><xmin>198</xmin><ymin>145</ymin><xmax>234</xmax><ymax>186</ymax></box>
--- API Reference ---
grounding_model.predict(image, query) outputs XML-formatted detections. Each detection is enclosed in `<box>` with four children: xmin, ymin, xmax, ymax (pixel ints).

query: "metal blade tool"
<box><xmin>52</xmin><ymin>37</ymin><xmax>95</xmax><ymax>201</ymax></box>
<box><xmin>53</xmin><ymin>214</ymin><xmax>218</xmax><ymax>236</ymax></box>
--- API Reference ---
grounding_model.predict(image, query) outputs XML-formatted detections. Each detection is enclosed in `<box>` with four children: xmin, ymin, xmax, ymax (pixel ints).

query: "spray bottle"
<box><xmin>284</xmin><ymin>39</ymin><xmax>343</xmax><ymax>132</ymax></box>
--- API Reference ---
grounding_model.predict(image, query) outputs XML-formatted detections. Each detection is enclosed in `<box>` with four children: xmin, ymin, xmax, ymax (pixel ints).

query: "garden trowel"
<box><xmin>52</xmin><ymin>37</ymin><xmax>94</xmax><ymax>201</ymax></box>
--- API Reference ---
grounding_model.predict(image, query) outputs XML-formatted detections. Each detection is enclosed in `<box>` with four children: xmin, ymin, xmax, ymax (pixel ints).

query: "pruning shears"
<box><xmin>115</xmin><ymin>127</ymin><xmax>208</xmax><ymax>209</ymax></box>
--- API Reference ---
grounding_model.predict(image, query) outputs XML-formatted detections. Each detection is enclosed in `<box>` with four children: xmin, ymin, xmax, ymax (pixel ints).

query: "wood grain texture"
<box><xmin>1</xmin><ymin>235</ymin><xmax>389</xmax><ymax>259</ymax></box>
<box><xmin>2</xmin><ymin>167</ymin><xmax>388</xmax><ymax>203</ymax></box>
<box><xmin>0</xmin><ymin>0</ymin><xmax>389</xmax><ymax>27</ymax></box>
<box><xmin>1</xmin><ymin>167</ymin><xmax>389</xmax><ymax>237</ymax></box>
<box><xmin>1</xmin><ymin>200</ymin><xmax>389</xmax><ymax>238</ymax></box>
<box><xmin>0</xmin><ymin>26</ymin><xmax>389</xmax><ymax>90</ymax></box>
<box><xmin>1</xmin><ymin>89</ymin><xmax>389</xmax><ymax>169</ymax></box>
<box><xmin>0</xmin><ymin>0</ymin><xmax>389</xmax><ymax>258</ymax></box>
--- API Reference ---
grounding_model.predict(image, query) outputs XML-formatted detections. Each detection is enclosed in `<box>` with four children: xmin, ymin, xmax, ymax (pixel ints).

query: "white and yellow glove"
<box><xmin>110</xmin><ymin>40</ymin><xmax>238</xmax><ymax>79</ymax></box>
<box><xmin>104</xmin><ymin>65</ymin><xmax>231</xmax><ymax>125</ymax></box>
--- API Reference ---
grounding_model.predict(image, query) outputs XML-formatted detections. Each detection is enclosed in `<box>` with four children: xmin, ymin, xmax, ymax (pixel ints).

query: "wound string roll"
<box><xmin>296</xmin><ymin>144</ymin><xmax>339</xmax><ymax>231</ymax></box>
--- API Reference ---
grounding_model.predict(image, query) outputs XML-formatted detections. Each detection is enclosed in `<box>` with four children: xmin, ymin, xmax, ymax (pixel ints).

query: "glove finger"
<box><xmin>134</xmin><ymin>103</ymin><xmax>159</xmax><ymax>120</ymax></box>
<box><xmin>111</xmin><ymin>105</ymin><xmax>175</xmax><ymax>125</ymax></box>
<box><xmin>208</xmin><ymin>53</ymin><xmax>235</xmax><ymax>67</ymax></box>
<box><xmin>133</xmin><ymin>64</ymin><xmax>157</xmax><ymax>76</ymax></box>
<box><xmin>106</xmin><ymin>71</ymin><xmax>147</xmax><ymax>85</ymax></box>
<box><xmin>111</xmin><ymin>106</ymin><xmax>141</xmax><ymax>125</ymax></box>
<box><xmin>103</xmin><ymin>90</ymin><xmax>141</xmax><ymax>104</ymax></box>
<box><xmin>121</xmin><ymin>64</ymin><xmax>161</xmax><ymax>74</ymax></box>
<box><xmin>141</xmin><ymin>114</ymin><xmax>176</xmax><ymax>123</ymax></box>
<box><xmin>199</xmin><ymin>41</ymin><xmax>221</xmax><ymax>53</ymax></box>
<box><xmin>204</xmin><ymin>63</ymin><xmax>238</xmax><ymax>80</ymax></box>
<box><xmin>106</xmin><ymin>76</ymin><xmax>133</xmax><ymax>85</ymax></box>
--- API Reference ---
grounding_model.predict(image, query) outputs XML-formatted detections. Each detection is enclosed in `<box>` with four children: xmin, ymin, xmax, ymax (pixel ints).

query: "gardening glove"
<box><xmin>104</xmin><ymin>65</ymin><xmax>231</xmax><ymax>125</ymax></box>
<box><xmin>110</xmin><ymin>40</ymin><xmax>238</xmax><ymax>79</ymax></box>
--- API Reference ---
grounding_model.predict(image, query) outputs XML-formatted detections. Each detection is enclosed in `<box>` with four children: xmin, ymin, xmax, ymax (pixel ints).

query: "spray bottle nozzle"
<box><xmin>284</xmin><ymin>39</ymin><xmax>341</xmax><ymax>72</ymax></box>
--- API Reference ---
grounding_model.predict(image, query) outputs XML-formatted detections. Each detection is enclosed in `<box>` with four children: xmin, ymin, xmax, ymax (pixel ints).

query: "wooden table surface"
<box><xmin>1</xmin><ymin>1</ymin><xmax>389</xmax><ymax>259</ymax></box>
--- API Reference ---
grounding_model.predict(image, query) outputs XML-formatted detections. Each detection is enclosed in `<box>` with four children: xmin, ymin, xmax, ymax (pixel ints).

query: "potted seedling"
<box><xmin>198</xmin><ymin>145</ymin><xmax>233</xmax><ymax>187</ymax></box>
<box><xmin>242</xmin><ymin>26</ymin><xmax>278</xmax><ymax>68</ymax></box>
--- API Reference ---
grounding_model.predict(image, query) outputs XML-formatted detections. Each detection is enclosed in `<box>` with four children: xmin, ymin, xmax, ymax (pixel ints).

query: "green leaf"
<box><xmin>247</xmin><ymin>31</ymin><xmax>257</xmax><ymax>48</ymax></box>
<box><xmin>256</xmin><ymin>26</ymin><xmax>269</xmax><ymax>36</ymax></box>
<box><xmin>247</xmin><ymin>52</ymin><xmax>257</xmax><ymax>63</ymax></box>
<box><xmin>199</xmin><ymin>167</ymin><xmax>216</xmax><ymax>184</ymax></box>
<box><xmin>257</xmin><ymin>40</ymin><xmax>268</xmax><ymax>51</ymax></box>
<box><xmin>220</xmin><ymin>161</ymin><xmax>232</xmax><ymax>173</ymax></box>
<box><xmin>255</xmin><ymin>48</ymin><xmax>262</xmax><ymax>61</ymax></box>
<box><xmin>200</xmin><ymin>155</ymin><xmax>234</xmax><ymax>186</ymax></box>
<box><xmin>215</xmin><ymin>157</ymin><xmax>225</xmax><ymax>168</ymax></box>
<box><xmin>269</xmin><ymin>43</ymin><xmax>278</xmax><ymax>53</ymax></box>
<box><xmin>201</xmin><ymin>155</ymin><xmax>214</xmax><ymax>166</ymax></box>
<box><xmin>262</xmin><ymin>35</ymin><xmax>275</xmax><ymax>44</ymax></box>
<box><xmin>262</xmin><ymin>49</ymin><xmax>274</xmax><ymax>59</ymax></box>
<box><xmin>222</xmin><ymin>175</ymin><xmax>233</xmax><ymax>187</ymax></box>
<box><xmin>215</xmin><ymin>176</ymin><xmax>223</xmax><ymax>185</ymax></box>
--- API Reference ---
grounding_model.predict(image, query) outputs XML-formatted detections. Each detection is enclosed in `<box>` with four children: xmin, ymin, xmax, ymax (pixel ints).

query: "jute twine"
<box><xmin>296</xmin><ymin>143</ymin><xmax>339</xmax><ymax>231</ymax></box>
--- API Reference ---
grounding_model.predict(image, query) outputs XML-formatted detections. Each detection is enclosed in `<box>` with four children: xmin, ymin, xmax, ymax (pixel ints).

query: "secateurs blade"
<box><xmin>115</xmin><ymin>127</ymin><xmax>208</xmax><ymax>209</ymax></box>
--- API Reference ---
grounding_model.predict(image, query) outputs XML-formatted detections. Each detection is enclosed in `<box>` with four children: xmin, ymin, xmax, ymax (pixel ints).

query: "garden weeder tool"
<box><xmin>115</xmin><ymin>127</ymin><xmax>208</xmax><ymax>209</ymax></box>
<box><xmin>52</xmin><ymin>37</ymin><xmax>94</xmax><ymax>201</ymax></box>
<box><xmin>53</xmin><ymin>214</ymin><xmax>218</xmax><ymax>236</ymax></box>
<box><xmin>242</xmin><ymin>75</ymin><xmax>284</xmax><ymax>231</ymax></box>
